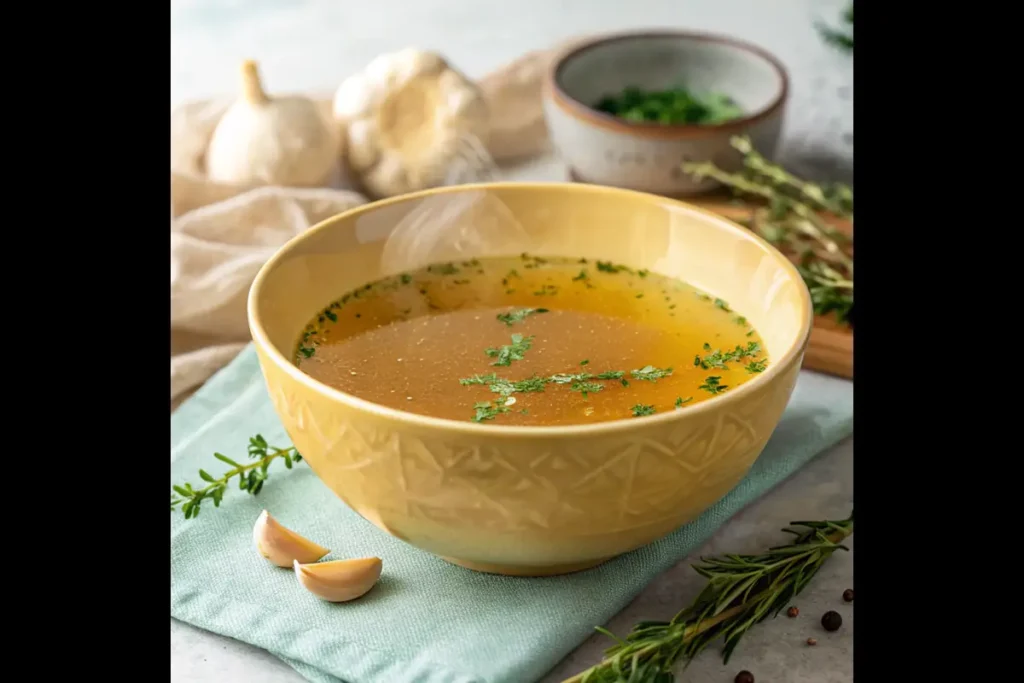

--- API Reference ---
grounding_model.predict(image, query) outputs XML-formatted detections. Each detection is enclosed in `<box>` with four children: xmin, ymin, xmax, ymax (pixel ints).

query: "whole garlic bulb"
<box><xmin>332</xmin><ymin>48</ymin><xmax>492</xmax><ymax>198</ymax></box>
<box><xmin>206</xmin><ymin>60</ymin><xmax>341</xmax><ymax>187</ymax></box>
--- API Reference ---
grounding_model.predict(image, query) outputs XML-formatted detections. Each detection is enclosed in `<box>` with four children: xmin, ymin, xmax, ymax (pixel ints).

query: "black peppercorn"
<box><xmin>821</xmin><ymin>610</ymin><xmax>842</xmax><ymax>631</ymax></box>
<box><xmin>843</xmin><ymin>588</ymin><xmax>854</xmax><ymax>602</ymax></box>
<box><xmin>734</xmin><ymin>671</ymin><xmax>755</xmax><ymax>683</ymax></box>
<box><xmin>787</xmin><ymin>606</ymin><xmax>799</xmax><ymax>618</ymax></box>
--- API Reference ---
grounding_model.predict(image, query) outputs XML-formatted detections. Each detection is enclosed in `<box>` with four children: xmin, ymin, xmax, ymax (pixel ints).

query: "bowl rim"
<box><xmin>544</xmin><ymin>29</ymin><xmax>790</xmax><ymax>140</ymax></box>
<box><xmin>248</xmin><ymin>181</ymin><xmax>813</xmax><ymax>439</ymax></box>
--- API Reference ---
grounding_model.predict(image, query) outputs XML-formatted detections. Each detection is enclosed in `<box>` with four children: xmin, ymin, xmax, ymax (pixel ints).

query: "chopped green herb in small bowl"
<box><xmin>544</xmin><ymin>30</ymin><xmax>788</xmax><ymax>196</ymax></box>
<box><xmin>594</xmin><ymin>86</ymin><xmax>743</xmax><ymax>126</ymax></box>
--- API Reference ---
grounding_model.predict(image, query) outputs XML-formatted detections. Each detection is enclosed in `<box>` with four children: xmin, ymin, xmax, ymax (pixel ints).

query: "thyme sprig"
<box><xmin>684</xmin><ymin>137</ymin><xmax>854</xmax><ymax>325</ymax></box>
<box><xmin>170</xmin><ymin>434</ymin><xmax>303</xmax><ymax>519</ymax></box>
<box><xmin>564</xmin><ymin>512</ymin><xmax>854</xmax><ymax>683</ymax></box>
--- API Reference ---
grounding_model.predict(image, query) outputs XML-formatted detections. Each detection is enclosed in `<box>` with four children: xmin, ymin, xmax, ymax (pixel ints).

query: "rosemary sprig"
<box><xmin>564</xmin><ymin>512</ymin><xmax>854</xmax><ymax>683</ymax></box>
<box><xmin>683</xmin><ymin>137</ymin><xmax>854</xmax><ymax>325</ymax></box>
<box><xmin>170</xmin><ymin>434</ymin><xmax>303</xmax><ymax>519</ymax></box>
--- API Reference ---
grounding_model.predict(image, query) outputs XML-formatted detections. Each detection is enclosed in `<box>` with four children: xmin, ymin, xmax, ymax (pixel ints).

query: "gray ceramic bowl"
<box><xmin>542</xmin><ymin>31</ymin><xmax>789</xmax><ymax>196</ymax></box>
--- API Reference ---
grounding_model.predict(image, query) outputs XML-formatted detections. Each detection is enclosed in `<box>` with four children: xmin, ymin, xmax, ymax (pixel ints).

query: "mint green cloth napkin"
<box><xmin>171</xmin><ymin>345</ymin><xmax>853</xmax><ymax>683</ymax></box>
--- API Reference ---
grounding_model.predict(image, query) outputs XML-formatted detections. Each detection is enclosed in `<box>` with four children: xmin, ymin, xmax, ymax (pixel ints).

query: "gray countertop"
<box><xmin>171</xmin><ymin>1</ymin><xmax>853</xmax><ymax>680</ymax></box>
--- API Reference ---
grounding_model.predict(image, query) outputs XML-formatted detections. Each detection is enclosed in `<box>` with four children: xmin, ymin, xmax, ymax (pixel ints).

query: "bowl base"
<box><xmin>441</xmin><ymin>555</ymin><xmax>613</xmax><ymax>577</ymax></box>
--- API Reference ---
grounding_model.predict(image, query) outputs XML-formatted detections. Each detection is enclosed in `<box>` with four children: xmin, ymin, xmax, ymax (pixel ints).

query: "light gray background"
<box><xmin>170</xmin><ymin>1</ymin><xmax>853</xmax><ymax>680</ymax></box>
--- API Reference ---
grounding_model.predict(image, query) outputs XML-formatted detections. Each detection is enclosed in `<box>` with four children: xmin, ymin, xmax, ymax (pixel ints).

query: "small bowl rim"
<box><xmin>545</xmin><ymin>29</ymin><xmax>790</xmax><ymax>140</ymax></box>
<box><xmin>248</xmin><ymin>182</ymin><xmax>812</xmax><ymax>440</ymax></box>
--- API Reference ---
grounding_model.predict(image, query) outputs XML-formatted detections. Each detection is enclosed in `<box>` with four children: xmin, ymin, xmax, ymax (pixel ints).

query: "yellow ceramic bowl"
<box><xmin>248</xmin><ymin>182</ymin><xmax>812</xmax><ymax>576</ymax></box>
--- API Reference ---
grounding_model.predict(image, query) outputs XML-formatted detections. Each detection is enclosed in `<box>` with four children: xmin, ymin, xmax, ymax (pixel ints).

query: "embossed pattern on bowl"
<box><xmin>248</xmin><ymin>182</ymin><xmax>811</xmax><ymax>576</ymax></box>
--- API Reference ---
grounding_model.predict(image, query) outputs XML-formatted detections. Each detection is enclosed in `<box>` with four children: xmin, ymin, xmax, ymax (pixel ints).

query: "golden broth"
<box><xmin>294</xmin><ymin>255</ymin><xmax>768</xmax><ymax>426</ymax></box>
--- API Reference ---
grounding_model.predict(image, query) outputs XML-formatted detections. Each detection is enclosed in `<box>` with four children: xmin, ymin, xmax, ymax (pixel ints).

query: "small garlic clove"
<box><xmin>293</xmin><ymin>557</ymin><xmax>383</xmax><ymax>603</ymax></box>
<box><xmin>252</xmin><ymin>510</ymin><xmax>330</xmax><ymax>568</ymax></box>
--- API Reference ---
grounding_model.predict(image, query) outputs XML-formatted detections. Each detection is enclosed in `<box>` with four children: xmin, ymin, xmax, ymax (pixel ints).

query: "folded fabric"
<box><xmin>171</xmin><ymin>345</ymin><xmax>853</xmax><ymax>683</ymax></box>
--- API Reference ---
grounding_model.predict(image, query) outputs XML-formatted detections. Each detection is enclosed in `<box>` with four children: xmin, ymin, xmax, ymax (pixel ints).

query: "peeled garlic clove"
<box><xmin>293</xmin><ymin>557</ymin><xmax>383</xmax><ymax>603</ymax></box>
<box><xmin>252</xmin><ymin>510</ymin><xmax>329</xmax><ymax>568</ymax></box>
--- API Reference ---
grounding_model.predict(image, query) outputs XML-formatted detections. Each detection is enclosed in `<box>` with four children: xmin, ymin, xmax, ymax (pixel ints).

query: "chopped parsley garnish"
<box><xmin>533</xmin><ymin>284</ymin><xmax>559</xmax><ymax>296</ymax></box>
<box><xmin>733</xmin><ymin>315</ymin><xmax>747</xmax><ymax>326</ymax></box>
<box><xmin>501</xmin><ymin>269</ymin><xmax>520</xmax><ymax>286</ymax></box>
<box><xmin>496</xmin><ymin>307</ymin><xmax>549</xmax><ymax>326</ymax></box>
<box><xmin>713</xmin><ymin>298</ymin><xmax>731</xmax><ymax>311</ymax></box>
<box><xmin>571</xmin><ymin>381</ymin><xmax>605</xmax><ymax>398</ymax></box>
<box><xmin>745</xmin><ymin>359</ymin><xmax>768</xmax><ymax>374</ymax></box>
<box><xmin>459</xmin><ymin>367</ymin><xmax>632</xmax><ymax>419</ymax></box>
<box><xmin>459</xmin><ymin>373</ymin><xmax>499</xmax><ymax>387</ymax></box>
<box><xmin>695</xmin><ymin>341</ymin><xmax>762</xmax><ymax>369</ymax></box>
<box><xmin>573</xmin><ymin>270</ymin><xmax>589</xmax><ymax>281</ymax></box>
<box><xmin>594</xmin><ymin>87</ymin><xmax>743</xmax><ymax>125</ymax></box>
<box><xmin>631</xmin><ymin>404</ymin><xmax>656</xmax><ymax>417</ymax></box>
<box><xmin>486</xmin><ymin>376</ymin><xmax>549</xmax><ymax>397</ymax></box>
<box><xmin>631</xmin><ymin>365</ymin><xmax>674</xmax><ymax>382</ymax></box>
<box><xmin>472</xmin><ymin>400</ymin><xmax>511</xmax><ymax>423</ymax></box>
<box><xmin>595</xmin><ymin>370</ymin><xmax>625</xmax><ymax>380</ymax></box>
<box><xmin>596</xmin><ymin>260</ymin><xmax>624</xmax><ymax>274</ymax></box>
<box><xmin>427</xmin><ymin>262</ymin><xmax>459</xmax><ymax>275</ymax></box>
<box><xmin>485</xmin><ymin>334</ymin><xmax>534</xmax><ymax>367</ymax></box>
<box><xmin>699</xmin><ymin>376</ymin><xmax>728</xmax><ymax>395</ymax></box>
<box><xmin>675</xmin><ymin>396</ymin><xmax>693</xmax><ymax>408</ymax></box>
<box><xmin>580</xmin><ymin>359</ymin><xmax>589</xmax><ymax>366</ymax></box>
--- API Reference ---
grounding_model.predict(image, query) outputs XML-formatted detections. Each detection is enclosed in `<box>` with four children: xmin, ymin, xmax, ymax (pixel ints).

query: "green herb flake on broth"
<box><xmin>485</xmin><ymin>333</ymin><xmax>534</xmax><ymax>367</ymax></box>
<box><xmin>496</xmin><ymin>307</ymin><xmax>548</xmax><ymax>326</ymax></box>
<box><xmin>293</xmin><ymin>256</ymin><xmax>768</xmax><ymax>426</ymax></box>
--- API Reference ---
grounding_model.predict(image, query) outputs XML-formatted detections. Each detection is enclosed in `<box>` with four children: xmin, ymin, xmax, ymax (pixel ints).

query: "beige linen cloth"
<box><xmin>171</xmin><ymin>48</ymin><xmax>563</xmax><ymax>411</ymax></box>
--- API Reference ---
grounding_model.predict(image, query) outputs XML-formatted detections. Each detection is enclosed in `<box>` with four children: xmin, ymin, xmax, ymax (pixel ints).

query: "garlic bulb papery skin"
<box><xmin>206</xmin><ymin>60</ymin><xmax>342</xmax><ymax>188</ymax></box>
<box><xmin>332</xmin><ymin>48</ymin><xmax>492</xmax><ymax>198</ymax></box>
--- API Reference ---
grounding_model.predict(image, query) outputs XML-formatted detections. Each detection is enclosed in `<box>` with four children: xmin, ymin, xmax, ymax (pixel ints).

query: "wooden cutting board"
<box><xmin>565</xmin><ymin>172</ymin><xmax>853</xmax><ymax>380</ymax></box>
<box><xmin>686</xmin><ymin>192</ymin><xmax>853</xmax><ymax>380</ymax></box>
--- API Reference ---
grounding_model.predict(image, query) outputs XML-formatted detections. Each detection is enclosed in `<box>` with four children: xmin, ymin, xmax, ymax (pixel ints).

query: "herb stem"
<box><xmin>732</xmin><ymin>137</ymin><xmax>853</xmax><ymax>219</ymax></box>
<box><xmin>562</xmin><ymin>603</ymin><xmax>748</xmax><ymax>683</ymax></box>
<box><xmin>171</xmin><ymin>435</ymin><xmax>303</xmax><ymax>519</ymax></box>
<box><xmin>185</xmin><ymin>447</ymin><xmax>292</xmax><ymax>499</ymax></box>
<box><xmin>683</xmin><ymin>137</ymin><xmax>854</xmax><ymax>324</ymax></box>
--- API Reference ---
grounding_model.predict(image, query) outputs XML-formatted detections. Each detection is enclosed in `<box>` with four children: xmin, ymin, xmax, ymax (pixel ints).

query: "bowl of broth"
<box><xmin>248</xmin><ymin>182</ymin><xmax>811</xmax><ymax>576</ymax></box>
